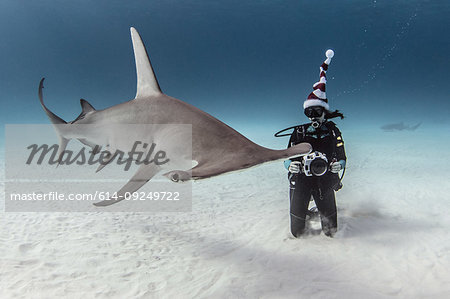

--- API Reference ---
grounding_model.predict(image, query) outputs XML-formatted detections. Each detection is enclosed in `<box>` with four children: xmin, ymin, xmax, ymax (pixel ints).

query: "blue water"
<box><xmin>0</xmin><ymin>0</ymin><xmax>449</xmax><ymax>145</ymax></box>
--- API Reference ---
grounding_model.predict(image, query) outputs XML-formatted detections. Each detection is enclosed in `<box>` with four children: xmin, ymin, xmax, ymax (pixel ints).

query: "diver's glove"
<box><xmin>330</xmin><ymin>161</ymin><xmax>344</xmax><ymax>173</ymax></box>
<box><xmin>288</xmin><ymin>161</ymin><xmax>302</xmax><ymax>174</ymax></box>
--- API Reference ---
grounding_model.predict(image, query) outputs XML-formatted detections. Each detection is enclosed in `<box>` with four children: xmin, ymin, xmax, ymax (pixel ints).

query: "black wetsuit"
<box><xmin>287</xmin><ymin>121</ymin><xmax>346</xmax><ymax>237</ymax></box>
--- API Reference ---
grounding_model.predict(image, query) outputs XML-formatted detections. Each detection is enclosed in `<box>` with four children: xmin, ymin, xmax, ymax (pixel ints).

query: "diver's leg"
<box><xmin>313</xmin><ymin>188</ymin><xmax>337</xmax><ymax>237</ymax></box>
<box><xmin>289</xmin><ymin>177</ymin><xmax>311</xmax><ymax>237</ymax></box>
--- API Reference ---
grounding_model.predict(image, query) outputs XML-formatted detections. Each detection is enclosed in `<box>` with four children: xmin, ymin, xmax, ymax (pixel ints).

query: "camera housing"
<box><xmin>302</xmin><ymin>151</ymin><xmax>328</xmax><ymax>176</ymax></box>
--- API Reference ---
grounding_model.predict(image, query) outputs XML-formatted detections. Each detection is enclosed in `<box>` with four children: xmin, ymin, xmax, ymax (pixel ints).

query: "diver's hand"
<box><xmin>288</xmin><ymin>161</ymin><xmax>302</xmax><ymax>174</ymax></box>
<box><xmin>330</xmin><ymin>161</ymin><xmax>342</xmax><ymax>173</ymax></box>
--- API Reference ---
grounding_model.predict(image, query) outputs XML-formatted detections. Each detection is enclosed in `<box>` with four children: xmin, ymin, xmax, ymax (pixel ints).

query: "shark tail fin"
<box><xmin>38</xmin><ymin>78</ymin><xmax>71</xmax><ymax>165</ymax></box>
<box><xmin>38</xmin><ymin>78</ymin><xmax>67</xmax><ymax>125</ymax></box>
<box><xmin>130</xmin><ymin>27</ymin><xmax>162</xmax><ymax>99</ymax></box>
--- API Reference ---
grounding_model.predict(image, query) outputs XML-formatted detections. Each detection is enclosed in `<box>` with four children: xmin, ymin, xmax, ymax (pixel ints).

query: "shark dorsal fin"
<box><xmin>130</xmin><ymin>27</ymin><xmax>162</xmax><ymax>99</ymax></box>
<box><xmin>80</xmin><ymin>99</ymin><xmax>95</xmax><ymax>113</ymax></box>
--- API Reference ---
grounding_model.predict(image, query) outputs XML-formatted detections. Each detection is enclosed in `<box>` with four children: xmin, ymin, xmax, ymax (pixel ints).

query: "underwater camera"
<box><xmin>302</xmin><ymin>151</ymin><xmax>328</xmax><ymax>176</ymax></box>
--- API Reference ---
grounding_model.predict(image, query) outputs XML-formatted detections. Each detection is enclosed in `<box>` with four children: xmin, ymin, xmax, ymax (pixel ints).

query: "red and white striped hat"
<box><xmin>303</xmin><ymin>49</ymin><xmax>335</xmax><ymax>111</ymax></box>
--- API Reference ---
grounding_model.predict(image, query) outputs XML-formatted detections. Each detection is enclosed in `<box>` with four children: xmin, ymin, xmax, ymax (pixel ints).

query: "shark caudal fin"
<box><xmin>38</xmin><ymin>78</ymin><xmax>70</xmax><ymax>163</ymax></box>
<box><xmin>130</xmin><ymin>27</ymin><xmax>162</xmax><ymax>99</ymax></box>
<box><xmin>39</xmin><ymin>78</ymin><xmax>67</xmax><ymax>125</ymax></box>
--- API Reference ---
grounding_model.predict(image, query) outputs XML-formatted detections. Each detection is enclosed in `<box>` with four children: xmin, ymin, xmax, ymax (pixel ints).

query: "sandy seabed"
<box><xmin>1</xmin><ymin>126</ymin><xmax>450</xmax><ymax>298</ymax></box>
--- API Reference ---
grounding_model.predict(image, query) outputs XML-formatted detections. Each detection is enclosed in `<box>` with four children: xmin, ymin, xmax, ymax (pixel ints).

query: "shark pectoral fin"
<box><xmin>56</xmin><ymin>137</ymin><xmax>70</xmax><ymax>166</ymax></box>
<box><xmin>93</xmin><ymin>164</ymin><xmax>161</xmax><ymax>207</ymax></box>
<box><xmin>95</xmin><ymin>151</ymin><xmax>115</xmax><ymax>173</ymax></box>
<box><xmin>130</xmin><ymin>27</ymin><xmax>162</xmax><ymax>99</ymax></box>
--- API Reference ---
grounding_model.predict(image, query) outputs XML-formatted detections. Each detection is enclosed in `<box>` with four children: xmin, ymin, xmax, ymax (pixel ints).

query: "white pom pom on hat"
<box><xmin>326</xmin><ymin>49</ymin><xmax>334</xmax><ymax>58</ymax></box>
<box><xmin>303</xmin><ymin>49</ymin><xmax>334</xmax><ymax>111</ymax></box>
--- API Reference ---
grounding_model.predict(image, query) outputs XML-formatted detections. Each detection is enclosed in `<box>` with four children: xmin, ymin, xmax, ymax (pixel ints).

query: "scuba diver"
<box><xmin>281</xmin><ymin>49</ymin><xmax>346</xmax><ymax>237</ymax></box>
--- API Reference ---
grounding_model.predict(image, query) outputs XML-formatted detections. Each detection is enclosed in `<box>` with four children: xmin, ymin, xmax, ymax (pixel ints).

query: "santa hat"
<box><xmin>303</xmin><ymin>49</ymin><xmax>334</xmax><ymax>111</ymax></box>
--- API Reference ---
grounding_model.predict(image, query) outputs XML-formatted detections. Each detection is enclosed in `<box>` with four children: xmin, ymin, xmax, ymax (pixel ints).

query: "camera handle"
<box><xmin>330</xmin><ymin>157</ymin><xmax>337</xmax><ymax>170</ymax></box>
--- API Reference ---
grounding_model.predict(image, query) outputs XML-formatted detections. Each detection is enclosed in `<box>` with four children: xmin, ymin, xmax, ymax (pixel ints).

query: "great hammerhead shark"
<box><xmin>39</xmin><ymin>27</ymin><xmax>311</xmax><ymax>206</ymax></box>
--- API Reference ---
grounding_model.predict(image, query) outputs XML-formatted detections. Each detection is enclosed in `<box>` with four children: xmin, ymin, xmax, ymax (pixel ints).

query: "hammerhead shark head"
<box><xmin>39</xmin><ymin>27</ymin><xmax>311</xmax><ymax>206</ymax></box>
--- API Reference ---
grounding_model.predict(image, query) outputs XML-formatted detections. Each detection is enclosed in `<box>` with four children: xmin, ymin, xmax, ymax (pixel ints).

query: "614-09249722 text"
<box><xmin>9</xmin><ymin>191</ymin><xmax>181</xmax><ymax>202</ymax></box>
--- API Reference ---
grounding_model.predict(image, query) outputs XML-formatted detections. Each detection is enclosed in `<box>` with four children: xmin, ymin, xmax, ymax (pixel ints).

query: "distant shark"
<box><xmin>39</xmin><ymin>27</ymin><xmax>311</xmax><ymax>206</ymax></box>
<box><xmin>380</xmin><ymin>122</ymin><xmax>421</xmax><ymax>132</ymax></box>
